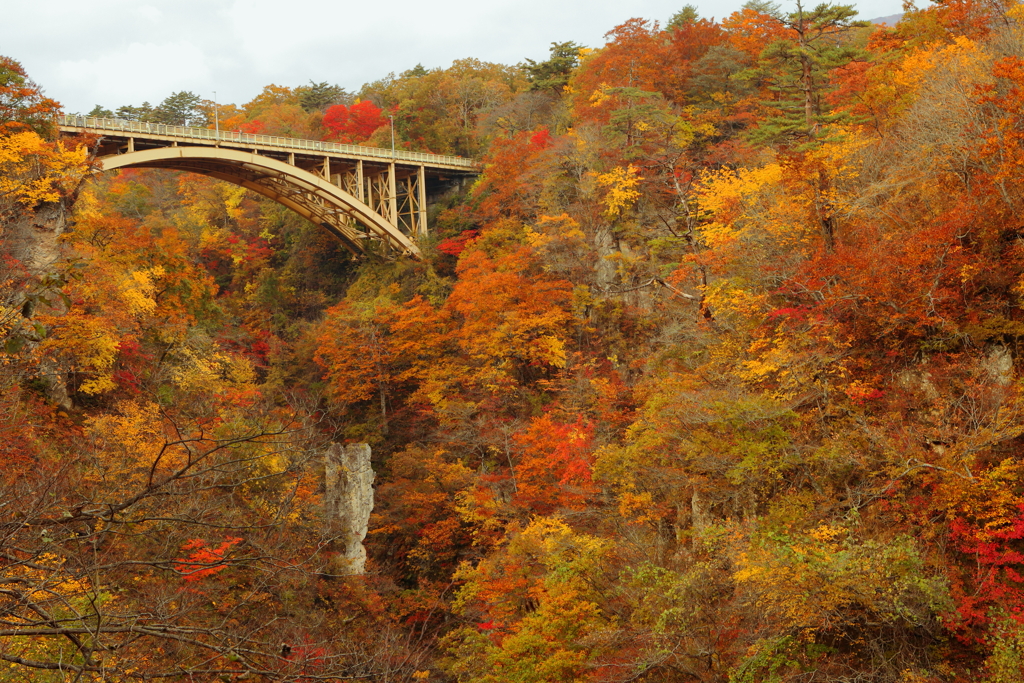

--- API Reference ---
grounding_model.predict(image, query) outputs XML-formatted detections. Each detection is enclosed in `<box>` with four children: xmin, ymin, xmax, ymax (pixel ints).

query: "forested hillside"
<box><xmin>6</xmin><ymin>0</ymin><xmax>1024</xmax><ymax>680</ymax></box>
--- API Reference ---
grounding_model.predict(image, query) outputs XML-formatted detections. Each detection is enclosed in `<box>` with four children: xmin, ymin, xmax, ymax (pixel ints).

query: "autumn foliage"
<box><xmin>14</xmin><ymin>2</ymin><xmax>1024</xmax><ymax>681</ymax></box>
<box><xmin>322</xmin><ymin>100</ymin><xmax>388</xmax><ymax>143</ymax></box>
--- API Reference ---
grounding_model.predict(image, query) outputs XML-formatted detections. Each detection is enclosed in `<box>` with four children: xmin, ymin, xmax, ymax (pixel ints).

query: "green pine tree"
<box><xmin>740</xmin><ymin>1</ymin><xmax>868</xmax><ymax>148</ymax></box>
<box><xmin>524</xmin><ymin>41</ymin><xmax>582</xmax><ymax>92</ymax></box>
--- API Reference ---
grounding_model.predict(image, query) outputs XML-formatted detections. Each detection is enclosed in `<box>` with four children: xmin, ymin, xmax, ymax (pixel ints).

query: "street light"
<box><xmin>213</xmin><ymin>90</ymin><xmax>219</xmax><ymax>140</ymax></box>
<box><xmin>388</xmin><ymin>113</ymin><xmax>395</xmax><ymax>159</ymax></box>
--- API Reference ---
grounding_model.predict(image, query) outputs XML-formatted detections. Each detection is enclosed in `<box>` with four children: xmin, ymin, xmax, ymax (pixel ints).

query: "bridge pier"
<box><xmin>301</xmin><ymin>156</ymin><xmax>443</xmax><ymax>242</ymax></box>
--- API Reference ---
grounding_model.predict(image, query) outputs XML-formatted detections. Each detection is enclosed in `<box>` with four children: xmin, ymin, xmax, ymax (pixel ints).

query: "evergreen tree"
<box><xmin>152</xmin><ymin>91</ymin><xmax>203</xmax><ymax>126</ymax></box>
<box><xmin>524</xmin><ymin>41</ymin><xmax>581</xmax><ymax>91</ymax></box>
<box><xmin>737</xmin><ymin>2</ymin><xmax>868</xmax><ymax>252</ymax></box>
<box><xmin>297</xmin><ymin>80</ymin><xmax>349</xmax><ymax>112</ymax></box>
<box><xmin>401</xmin><ymin>63</ymin><xmax>430</xmax><ymax>78</ymax></box>
<box><xmin>667</xmin><ymin>4</ymin><xmax>701</xmax><ymax>30</ymax></box>
<box><xmin>115</xmin><ymin>102</ymin><xmax>153</xmax><ymax>121</ymax></box>
<box><xmin>87</xmin><ymin>104</ymin><xmax>114</xmax><ymax>118</ymax></box>
<box><xmin>741</xmin><ymin>1</ymin><xmax>868</xmax><ymax>147</ymax></box>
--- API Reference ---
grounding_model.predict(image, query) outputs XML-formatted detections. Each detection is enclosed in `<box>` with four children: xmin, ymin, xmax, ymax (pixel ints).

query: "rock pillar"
<box><xmin>323</xmin><ymin>443</ymin><xmax>374</xmax><ymax>575</ymax></box>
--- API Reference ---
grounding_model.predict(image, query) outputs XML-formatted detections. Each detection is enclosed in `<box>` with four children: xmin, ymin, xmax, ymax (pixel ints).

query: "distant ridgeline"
<box><xmin>869</xmin><ymin>12</ymin><xmax>904</xmax><ymax>25</ymax></box>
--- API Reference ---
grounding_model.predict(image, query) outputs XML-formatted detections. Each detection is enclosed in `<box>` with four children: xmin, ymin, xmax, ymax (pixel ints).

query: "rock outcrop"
<box><xmin>3</xmin><ymin>198</ymin><xmax>77</xmax><ymax>409</ymax></box>
<box><xmin>323</xmin><ymin>442</ymin><xmax>374</xmax><ymax>575</ymax></box>
<box><xmin>5</xmin><ymin>200</ymin><xmax>71</xmax><ymax>280</ymax></box>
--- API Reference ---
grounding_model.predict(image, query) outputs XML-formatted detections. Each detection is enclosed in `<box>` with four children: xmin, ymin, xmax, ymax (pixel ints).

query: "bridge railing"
<box><xmin>58</xmin><ymin>115</ymin><xmax>479</xmax><ymax>170</ymax></box>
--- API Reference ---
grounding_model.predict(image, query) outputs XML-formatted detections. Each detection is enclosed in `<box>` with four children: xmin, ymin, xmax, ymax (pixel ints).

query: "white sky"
<box><xmin>5</xmin><ymin>0</ymin><xmax>904</xmax><ymax>115</ymax></box>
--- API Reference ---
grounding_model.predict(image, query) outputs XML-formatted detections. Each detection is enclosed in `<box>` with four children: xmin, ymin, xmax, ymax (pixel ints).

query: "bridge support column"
<box><xmin>418</xmin><ymin>165</ymin><xmax>427</xmax><ymax>237</ymax></box>
<box><xmin>395</xmin><ymin>168</ymin><xmax>427</xmax><ymax>238</ymax></box>
<box><xmin>388</xmin><ymin>163</ymin><xmax>398</xmax><ymax>235</ymax></box>
<box><xmin>340</xmin><ymin>164</ymin><xmax>360</xmax><ymax>202</ymax></box>
<box><xmin>366</xmin><ymin>169</ymin><xmax>392</xmax><ymax>223</ymax></box>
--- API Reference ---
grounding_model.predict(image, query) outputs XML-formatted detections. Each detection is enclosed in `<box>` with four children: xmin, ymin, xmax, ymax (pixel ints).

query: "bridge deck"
<box><xmin>57</xmin><ymin>115</ymin><xmax>479</xmax><ymax>173</ymax></box>
<box><xmin>57</xmin><ymin>115</ymin><xmax>481</xmax><ymax>259</ymax></box>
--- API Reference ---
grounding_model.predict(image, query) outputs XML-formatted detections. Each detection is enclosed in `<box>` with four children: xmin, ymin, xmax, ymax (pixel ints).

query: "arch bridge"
<box><xmin>58</xmin><ymin>115</ymin><xmax>480</xmax><ymax>259</ymax></box>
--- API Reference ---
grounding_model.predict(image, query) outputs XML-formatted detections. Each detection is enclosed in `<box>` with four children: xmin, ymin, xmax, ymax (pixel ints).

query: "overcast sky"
<box><xmin>6</xmin><ymin>0</ymin><xmax>903</xmax><ymax>115</ymax></box>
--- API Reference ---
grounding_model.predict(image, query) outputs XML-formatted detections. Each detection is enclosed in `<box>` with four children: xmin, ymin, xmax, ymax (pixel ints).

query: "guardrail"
<box><xmin>57</xmin><ymin>115</ymin><xmax>479</xmax><ymax>170</ymax></box>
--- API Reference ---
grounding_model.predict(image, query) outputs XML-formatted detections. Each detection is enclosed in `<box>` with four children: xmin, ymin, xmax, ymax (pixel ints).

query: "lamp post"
<box><xmin>388</xmin><ymin>113</ymin><xmax>395</xmax><ymax>159</ymax></box>
<box><xmin>213</xmin><ymin>91</ymin><xmax>219</xmax><ymax>140</ymax></box>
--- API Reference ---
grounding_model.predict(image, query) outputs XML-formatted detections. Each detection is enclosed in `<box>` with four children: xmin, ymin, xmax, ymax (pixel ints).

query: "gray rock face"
<box><xmin>984</xmin><ymin>344</ymin><xmax>1013</xmax><ymax>387</ymax></box>
<box><xmin>323</xmin><ymin>443</ymin><xmax>374</xmax><ymax>575</ymax></box>
<box><xmin>3</xmin><ymin>200</ymin><xmax>75</xmax><ymax>409</ymax></box>
<box><xmin>5</xmin><ymin>200</ymin><xmax>69</xmax><ymax>279</ymax></box>
<box><xmin>593</xmin><ymin>225</ymin><xmax>619</xmax><ymax>291</ymax></box>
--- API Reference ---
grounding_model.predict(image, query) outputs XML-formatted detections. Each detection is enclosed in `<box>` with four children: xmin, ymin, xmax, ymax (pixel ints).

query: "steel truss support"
<box><xmin>100</xmin><ymin>147</ymin><xmax>420</xmax><ymax>258</ymax></box>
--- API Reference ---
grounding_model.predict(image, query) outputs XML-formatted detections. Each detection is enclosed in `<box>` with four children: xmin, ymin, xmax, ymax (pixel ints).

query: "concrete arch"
<box><xmin>99</xmin><ymin>146</ymin><xmax>421</xmax><ymax>259</ymax></box>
